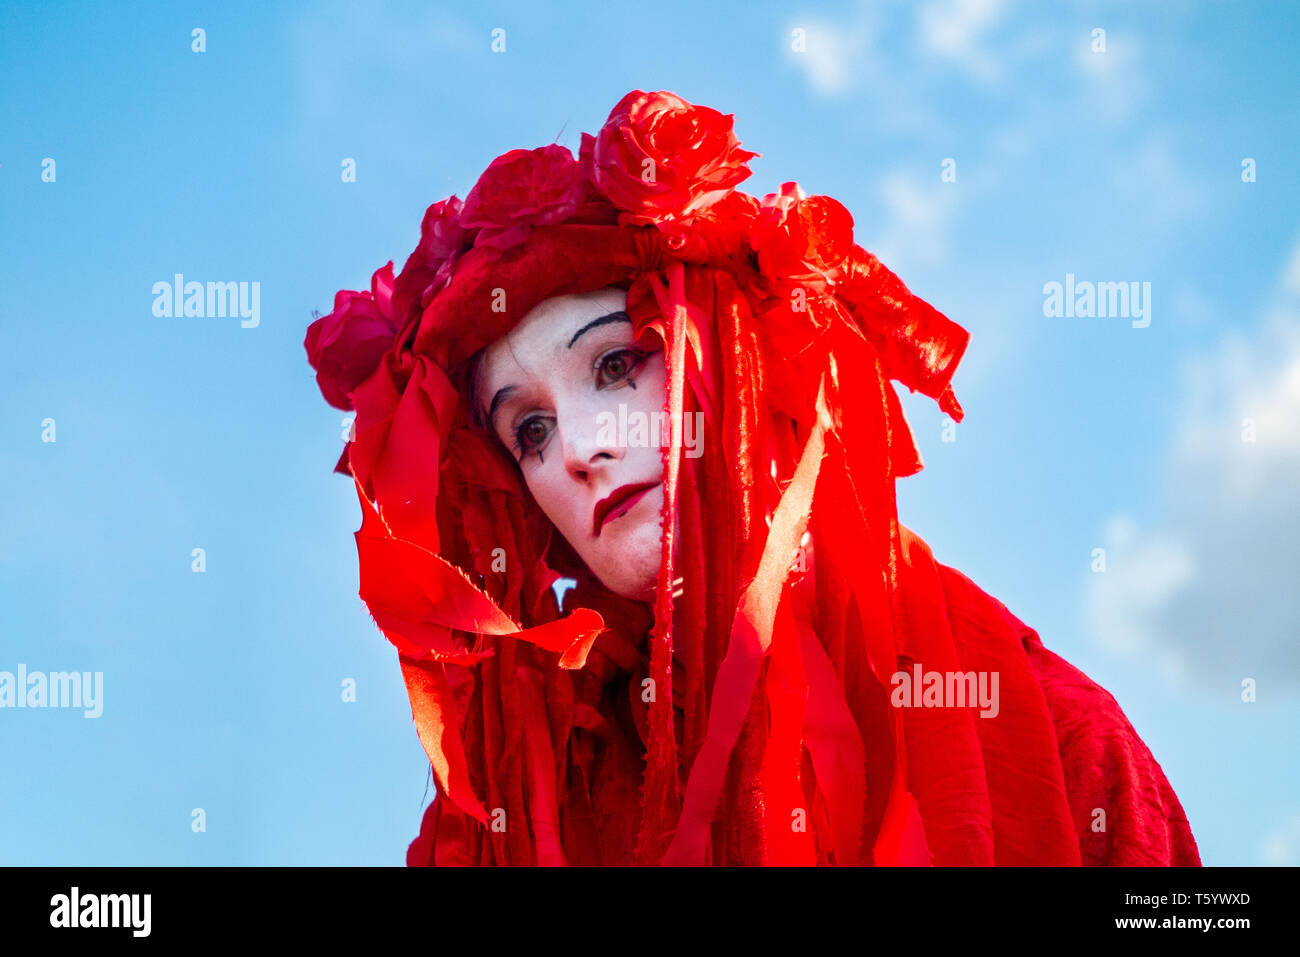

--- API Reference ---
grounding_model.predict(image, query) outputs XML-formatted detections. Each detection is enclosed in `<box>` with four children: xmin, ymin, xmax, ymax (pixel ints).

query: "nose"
<box><xmin>561</xmin><ymin>404</ymin><xmax>623</xmax><ymax>484</ymax></box>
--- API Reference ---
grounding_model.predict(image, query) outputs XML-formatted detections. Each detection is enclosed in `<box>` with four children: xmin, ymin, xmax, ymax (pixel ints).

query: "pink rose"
<box><xmin>461</xmin><ymin>144</ymin><xmax>588</xmax><ymax>250</ymax></box>
<box><xmin>305</xmin><ymin>262</ymin><xmax>399</xmax><ymax>411</ymax></box>
<box><xmin>393</xmin><ymin>196</ymin><xmax>472</xmax><ymax>322</ymax></box>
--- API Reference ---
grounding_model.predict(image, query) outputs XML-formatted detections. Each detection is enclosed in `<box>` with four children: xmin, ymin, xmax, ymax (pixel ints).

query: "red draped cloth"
<box><xmin>319</xmin><ymin>162</ymin><xmax>1199</xmax><ymax>868</ymax></box>
<box><xmin>302</xmin><ymin>89</ymin><xmax>1204</xmax><ymax>867</ymax></box>
<box><xmin>406</xmin><ymin>524</ymin><xmax>1200</xmax><ymax>866</ymax></box>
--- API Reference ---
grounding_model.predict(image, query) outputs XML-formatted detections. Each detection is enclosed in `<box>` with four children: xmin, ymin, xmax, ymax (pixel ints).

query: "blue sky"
<box><xmin>1</xmin><ymin>0</ymin><xmax>1297</xmax><ymax>865</ymax></box>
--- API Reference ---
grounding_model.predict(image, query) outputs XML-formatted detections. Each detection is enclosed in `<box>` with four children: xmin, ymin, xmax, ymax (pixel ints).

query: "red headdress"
<box><xmin>304</xmin><ymin>90</ymin><xmax>1155</xmax><ymax>866</ymax></box>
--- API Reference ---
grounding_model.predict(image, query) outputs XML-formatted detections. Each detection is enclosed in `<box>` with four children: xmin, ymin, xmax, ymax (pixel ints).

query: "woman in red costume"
<box><xmin>305</xmin><ymin>90</ymin><xmax>1201</xmax><ymax>866</ymax></box>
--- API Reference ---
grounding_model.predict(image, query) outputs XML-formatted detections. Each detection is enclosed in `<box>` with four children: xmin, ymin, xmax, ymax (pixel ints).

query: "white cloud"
<box><xmin>1072</xmin><ymin>29</ymin><xmax>1148</xmax><ymax>126</ymax></box>
<box><xmin>1086</xmin><ymin>242</ymin><xmax>1300</xmax><ymax>689</ymax></box>
<box><xmin>783</xmin><ymin>20</ymin><xmax>871</xmax><ymax>96</ymax></box>
<box><xmin>1263</xmin><ymin>811</ymin><xmax>1300</xmax><ymax>865</ymax></box>
<box><xmin>918</xmin><ymin>0</ymin><xmax>1007</xmax><ymax>84</ymax></box>
<box><xmin>869</xmin><ymin>167</ymin><xmax>960</xmax><ymax>270</ymax></box>
<box><xmin>783</xmin><ymin>6</ymin><xmax>949</xmax><ymax>137</ymax></box>
<box><xmin>1089</xmin><ymin>517</ymin><xmax>1196</xmax><ymax>684</ymax></box>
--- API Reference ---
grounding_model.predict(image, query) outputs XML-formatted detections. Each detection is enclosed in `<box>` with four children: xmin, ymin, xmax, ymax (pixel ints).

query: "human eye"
<box><xmin>511</xmin><ymin>414</ymin><xmax>555</xmax><ymax>462</ymax></box>
<box><xmin>594</xmin><ymin>347</ymin><xmax>650</xmax><ymax>390</ymax></box>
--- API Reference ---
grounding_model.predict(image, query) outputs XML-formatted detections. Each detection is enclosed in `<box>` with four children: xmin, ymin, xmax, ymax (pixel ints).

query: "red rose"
<box><xmin>582</xmin><ymin>90</ymin><xmax>759</xmax><ymax>231</ymax></box>
<box><xmin>753</xmin><ymin>182</ymin><xmax>855</xmax><ymax>290</ymax></box>
<box><xmin>394</xmin><ymin>196</ymin><xmax>472</xmax><ymax>322</ymax></box>
<box><xmin>461</xmin><ymin>144</ymin><xmax>588</xmax><ymax>251</ymax></box>
<box><xmin>305</xmin><ymin>261</ymin><xmax>400</xmax><ymax>411</ymax></box>
<box><xmin>656</xmin><ymin>189</ymin><xmax>761</xmax><ymax>268</ymax></box>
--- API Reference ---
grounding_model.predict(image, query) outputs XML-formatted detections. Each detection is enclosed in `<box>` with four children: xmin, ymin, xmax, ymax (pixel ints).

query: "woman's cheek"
<box><xmin>528</xmin><ymin>458</ymin><xmax>586</xmax><ymax>546</ymax></box>
<box><xmin>636</xmin><ymin>355</ymin><xmax>668</xmax><ymax>414</ymax></box>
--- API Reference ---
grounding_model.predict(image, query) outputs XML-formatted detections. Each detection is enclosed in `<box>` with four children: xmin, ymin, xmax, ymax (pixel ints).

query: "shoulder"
<box><xmin>897</xmin><ymin>527</ymin><xmax>1201</xmax><ymax>865</ymax></box>
<box><xmin>1019</xmin><ymin>637</ymin><xmax>1201</xmax><ymax>865</ymax></box>
<box><xmin>918</xmin><ymin>544</ymin><xmax>1201</xmax><ymax>866</ymax></box>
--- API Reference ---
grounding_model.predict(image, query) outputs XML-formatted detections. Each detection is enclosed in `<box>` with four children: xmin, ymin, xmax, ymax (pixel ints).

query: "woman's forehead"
<box><xmin>485</xmin><ymin>286</ymin><xmax>628</xmax><ymax>367</ymax></box>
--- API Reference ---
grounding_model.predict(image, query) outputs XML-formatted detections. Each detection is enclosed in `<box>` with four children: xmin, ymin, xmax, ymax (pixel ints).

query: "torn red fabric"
<box><xmin>307</xmin><ymin>89</ymin><xmax>1200</xmax><ymax>867</ymax></box>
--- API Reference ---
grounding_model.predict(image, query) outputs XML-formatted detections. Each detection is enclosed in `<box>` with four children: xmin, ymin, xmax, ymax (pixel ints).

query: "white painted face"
<box><xmin>473</xmin><ymin>286</ymin><xmax>666</xmax><ymax>601</ymax></box>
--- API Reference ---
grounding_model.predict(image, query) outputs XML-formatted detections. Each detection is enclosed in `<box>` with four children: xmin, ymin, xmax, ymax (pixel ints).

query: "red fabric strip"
<box><xmin>517</xmin><ymin>665</ymin><xmax>568</xmax><ymax>866</ymax></box>
<box><xmin>794</xmin><ymin>588</ymin><xmax>867</xmax><ymax>866</ymax></box>
<box><xmin>634</xmin><ymin>260</ymin><xmax>687</xmax><ymax>863</ymax></box>
<box><xmin>399</xmin><ymin>654</ymin><xmax>490</xmax><ymax>825</ymax></box>
<box><xmin>661</xmin><ymin>374</ymin><xmax>830</xmax><ymax>865</ymax></box>
<box><xmin>760</xmin><ymin>594</ymin><xmax>815</xmax><ymax>864</ymax></box>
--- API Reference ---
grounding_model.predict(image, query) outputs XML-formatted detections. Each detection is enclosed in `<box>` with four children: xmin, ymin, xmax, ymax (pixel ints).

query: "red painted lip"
<box><xmin>592</xmin><ymin>482</ymin><xmax>659</xmax><ymax>537</ymax></box>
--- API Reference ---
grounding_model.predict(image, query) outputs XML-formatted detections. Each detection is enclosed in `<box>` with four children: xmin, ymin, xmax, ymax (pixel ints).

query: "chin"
<box><xmin>591</xmin><ymin>517</ymin><xmax>663</xmax><ymax>602</ymax></box>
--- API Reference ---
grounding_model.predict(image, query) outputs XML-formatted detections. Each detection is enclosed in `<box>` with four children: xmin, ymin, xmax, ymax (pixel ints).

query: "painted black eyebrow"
<box><xmin>486</xmin><ymin>384</ymin><xmax>517</xmax><ymax>430</ymax></box>
<box><xmin>484</xmin><ymin>311</ymin><xmax>631</xmax><ymax>429</ymax></box>
<box><xmin>567</xmin><ymin>311</ymin><xmax>630</xmax><ymax>349</ymax></box>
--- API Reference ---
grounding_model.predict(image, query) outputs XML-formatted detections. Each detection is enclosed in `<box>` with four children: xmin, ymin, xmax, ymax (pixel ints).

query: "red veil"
<box><xmin>306</xmin><ymin>90</ymin><xmax>1200</xmax><ymax>866</ymax></box>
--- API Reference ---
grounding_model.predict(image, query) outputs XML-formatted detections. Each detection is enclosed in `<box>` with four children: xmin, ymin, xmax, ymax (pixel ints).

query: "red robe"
<box><xmin>314</xmin><ymin>90</ymin><xmax>1204</xmax><ymax>868</ymax></box>
<box><xmin>407</xmin><ymin>525</ymin><xmax>1200</xmax><ymax>866</ymax></box>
